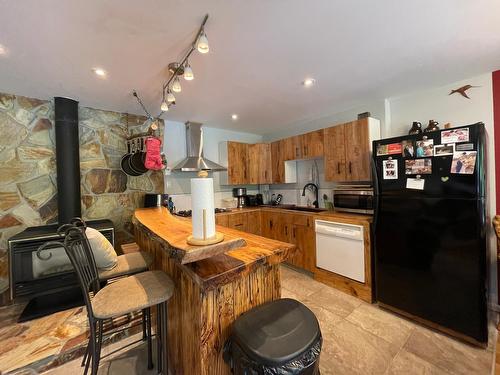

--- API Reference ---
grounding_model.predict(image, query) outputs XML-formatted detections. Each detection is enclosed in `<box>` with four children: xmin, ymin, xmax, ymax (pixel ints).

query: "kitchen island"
<box><xmin>132</xmin><ymin>207</ymin><xmax>295</xmax><ymax>374</ymax></box>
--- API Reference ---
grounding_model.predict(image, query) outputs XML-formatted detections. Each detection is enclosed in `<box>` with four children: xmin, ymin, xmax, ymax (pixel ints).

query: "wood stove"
<box><xmin>7</xmin><ymin>97</ymin><xmax>116</xmax><ymax>321</ymax></box>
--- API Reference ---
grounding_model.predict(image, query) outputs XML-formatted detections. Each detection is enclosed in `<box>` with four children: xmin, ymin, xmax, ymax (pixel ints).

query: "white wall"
<box><xmin>386</xmin><ymin>73</ymin><xmax>497</xmax><ymax>306</ymax></box>
<box><xmin>162</xmin><ymin>120</ymin><xmax>262</xmax><ymax>208</ymax></box>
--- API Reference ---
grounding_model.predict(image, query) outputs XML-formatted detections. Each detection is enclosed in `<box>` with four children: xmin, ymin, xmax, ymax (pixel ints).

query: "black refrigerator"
<box><xmin>372</xmin><ymin>122</ymin><xmax>488</xmax><ymax>344</ymax></box>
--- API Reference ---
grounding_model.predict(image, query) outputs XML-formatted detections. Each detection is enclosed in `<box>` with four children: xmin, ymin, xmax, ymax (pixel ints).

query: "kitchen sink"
<box><xmin>261</xmin><ymin>204</ymin><xmax>327</xmax><ymax>213</ymax></box>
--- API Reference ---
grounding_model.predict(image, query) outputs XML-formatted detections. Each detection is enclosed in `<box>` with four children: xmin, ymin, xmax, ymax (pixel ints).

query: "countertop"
<box><xmin>133</xmin><ymin>207</ymin><xmax>295</xmax><ymax>290</ymax></box>
<box><xmin>213</xmin><ymin>205</ymin><xmax>373</xmax><ymax>223</ymax></box>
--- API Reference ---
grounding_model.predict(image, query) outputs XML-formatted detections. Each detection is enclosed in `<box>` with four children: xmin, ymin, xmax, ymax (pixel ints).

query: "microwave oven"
<box><xmin>332</xmin><ymin>186</ymin><xmax>374</xmax><ymax>214</ymax></box>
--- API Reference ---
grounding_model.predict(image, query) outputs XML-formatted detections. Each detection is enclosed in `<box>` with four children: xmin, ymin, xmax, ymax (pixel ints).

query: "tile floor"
<box><xmin>10</xmin><ymin>265</ymin><xmax>498</xmax><ymax>375</ymax></box>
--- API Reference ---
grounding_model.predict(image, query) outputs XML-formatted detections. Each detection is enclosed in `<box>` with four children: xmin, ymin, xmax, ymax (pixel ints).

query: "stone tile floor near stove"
<box><xmin>4</xmin><ymin>265</ymin><xmax>497</xmax><ymax>375</ymax></box>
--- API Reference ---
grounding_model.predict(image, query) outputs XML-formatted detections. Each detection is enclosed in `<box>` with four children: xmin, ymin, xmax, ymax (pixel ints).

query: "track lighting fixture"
<box><xmin>166</xmin><ymin>88</ymin><xmax>176</xmax><ymax>103</ymax></box>
<box><xmin>133</xmin><ymin>14</ymin><xmax>210</xmax><ymax>117</ymax></box>
<box><xmin>183</xmin><ymin>61</ymin><xmax>194</xmax><ymax>80</ymax></box>
<box><xmin>197</xmin><ymin>31</ymin><xmax>209</xmax><ymax>54</ymax></box>
<box><xmin>172</xmin><ymin>77</ymin><xmax>182</xmax><ymax>93</ymax></box>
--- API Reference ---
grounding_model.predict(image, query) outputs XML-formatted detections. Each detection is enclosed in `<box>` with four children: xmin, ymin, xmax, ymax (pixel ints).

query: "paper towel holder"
<box><xmin>187</xmin><ymin>171</ymin><xmax>225</xmax><ymax>246</ymax></box>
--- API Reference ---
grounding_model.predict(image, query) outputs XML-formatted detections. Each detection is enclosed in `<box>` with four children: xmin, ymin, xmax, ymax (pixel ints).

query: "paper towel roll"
<box><xmin>191</xmin><ymin>177</ymin><xmax>216</xmax><ymax>240</ymax></box>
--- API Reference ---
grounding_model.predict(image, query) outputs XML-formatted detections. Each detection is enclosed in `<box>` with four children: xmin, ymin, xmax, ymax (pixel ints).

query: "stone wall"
<box><xmin>0</xmin><ymin>92</ymin><xmax>164</xmax><ymax>305</ymax></box>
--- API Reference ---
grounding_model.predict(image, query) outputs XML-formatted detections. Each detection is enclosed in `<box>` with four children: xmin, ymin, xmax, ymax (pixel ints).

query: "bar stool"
<box><xmin>39</xmin><ymin>226</ymin><xmax>174</xmax><ymax>375</ymax></box>
<box><xmin>224</xmin><ymin>298</ymin><xmax>322</xmax><ymax>374</ymax></box>
<box><xmin>58</xmin><ymin>218</ymin><xmax>154</xmax><ymax>368</ymax></box>
<box><xmin>61</xmin><ymin>218</ymin><xmax>154</xmax><ymax>281</ymax></box>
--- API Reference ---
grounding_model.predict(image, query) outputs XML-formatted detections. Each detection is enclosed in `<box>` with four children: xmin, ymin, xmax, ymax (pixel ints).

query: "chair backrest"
<box><xmin>37</xmin><ymin>218</ymin><xmax>100</xmax><ymax>318</ymax></box>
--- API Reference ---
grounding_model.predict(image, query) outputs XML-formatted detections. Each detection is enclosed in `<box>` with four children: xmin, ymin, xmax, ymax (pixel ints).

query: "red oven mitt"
<box><xmin>144</xmin><ymin>137</ymin><xmax>163</xmax><ymax>170</ymax></box>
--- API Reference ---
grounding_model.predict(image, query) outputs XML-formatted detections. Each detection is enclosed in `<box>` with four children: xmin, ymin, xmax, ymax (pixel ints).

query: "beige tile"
<box><xmin>404</xmin><ymin>326</ymin><xmax>492</xmax><ymax>375</ymax></box>
<box><xmin>304</xmin><ymin>285</ymin><xmax>362</xmax><ymax>318</ymax></box>
<box><xmin>301</xmin><ymin>299</ymin><xmax>344</xmax><ymax>336</ymax></box>
<box><xmin>347</xmin><ymin>304</ymin><xmax>415</xmax><ymax>349</ymax></box>
<box><xmin>281</xmin><ymin>287</ymin><xmax>302</xmax><ymax>301</ymax></box>
<box><xmin>281</xmin><ymin>273</ymin><xmax>324</xmax><ymax>299</ymax></box>
<box><xmin>320</xmin><ymin>320</ymin><xmax>399</xmax><ymax>375</ymax></box>
<box><xmin>386</xmin><ymin>349</ymin><xmax>452</xmax><ymax>375</ymax></box>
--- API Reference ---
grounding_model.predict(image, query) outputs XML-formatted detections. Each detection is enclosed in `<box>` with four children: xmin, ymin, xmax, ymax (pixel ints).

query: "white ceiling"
<box><xmin>1</xmin><ymin>0</ymin><xmax>500</xmax><ymax>135</ymax></box>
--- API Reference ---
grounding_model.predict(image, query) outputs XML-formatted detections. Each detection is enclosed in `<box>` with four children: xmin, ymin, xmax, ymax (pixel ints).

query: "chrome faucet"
<box><xmin>302</xmin><ymin>183</ymin><xmax>319</xmax><ymax>208</ymax></box>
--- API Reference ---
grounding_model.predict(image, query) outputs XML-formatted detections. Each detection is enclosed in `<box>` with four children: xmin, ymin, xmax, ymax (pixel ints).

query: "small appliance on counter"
<box><xmin>144</xmin><ymin>193</ymin><xmax>169</xmax><ymax>208</ymax></box>
<box><xmin>233</xmin><ymin>188</ymin><xmax>247</xmax><ymax>208</ymax></box>
<box><xmin>331</xmin><ymin>186</ymin><xmax>373</xmax><ymax>214</ymax></box>
<box><xmin>245</xmin><ymin>194</ymin><xmax>264</xmax><ymax>206</ymax></box>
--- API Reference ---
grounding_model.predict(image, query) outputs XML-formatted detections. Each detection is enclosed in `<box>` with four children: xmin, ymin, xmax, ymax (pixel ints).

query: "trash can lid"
<box><xmin>232</xmin><ymin>298</ymin><xmax>321</xmax><ymax>366</ymax></box>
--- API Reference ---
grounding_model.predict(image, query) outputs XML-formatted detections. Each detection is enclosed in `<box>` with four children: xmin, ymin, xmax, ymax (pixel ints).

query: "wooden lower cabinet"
<box><xmin>227</xmin><ymin>212</ymin><xmax>248</xmax><ymax>232</ymax></box>
<box><xmin>246</xmin><ymin>210</ymin><xmax>261</xmax><ymax>235</ymax></box>
<box><xmin>218</xmin><ymin>210</ymin><xmax>316</xmax><ymax>273</ymax></box>
<box><xmin>215</xmin><ymin>214</ymin><xmax>229</xmax><ymax>227</ymax></box>
<box><xmin>290</xmin><ymin>223</ymin><xmax>316</xmax><ymax>272</ymax></box>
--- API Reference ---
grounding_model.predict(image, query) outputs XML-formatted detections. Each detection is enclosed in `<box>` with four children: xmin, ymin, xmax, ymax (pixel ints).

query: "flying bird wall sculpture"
<box><xmin>449</xmin><ymin>85</ymin><xmax>480</xmax><ymax>99</ymax></box>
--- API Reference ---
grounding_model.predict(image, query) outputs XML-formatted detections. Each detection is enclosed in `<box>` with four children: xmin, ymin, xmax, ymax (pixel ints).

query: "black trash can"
<box><xmin>224</xmin><ymin>298</ymin><xmax>322</xmax><ymax>374</ymax></box>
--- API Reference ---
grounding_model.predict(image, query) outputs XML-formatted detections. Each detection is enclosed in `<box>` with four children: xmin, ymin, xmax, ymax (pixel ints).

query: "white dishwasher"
<box><xmin>315</xmin><ymin>220</ymin><xmax>365</xmax><ymax>283</ymax></box>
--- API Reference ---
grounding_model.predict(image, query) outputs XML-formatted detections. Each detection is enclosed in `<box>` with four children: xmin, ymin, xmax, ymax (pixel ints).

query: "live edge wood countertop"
<box><xmin>133</xmin><ymin>207</ymin><xmax>295</xmax><ymax>291</ymax></box>
<box><xmin>133</xmin><ymin>207</ymin><xmax>295</xmax><ymax>374</ymax></box>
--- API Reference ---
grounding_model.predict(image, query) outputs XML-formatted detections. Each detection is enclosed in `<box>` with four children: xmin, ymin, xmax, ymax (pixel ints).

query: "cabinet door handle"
<box><xmin>295</xmin><ymin>147</ymin><xmax>299</xmax><ymax>158</ymax></box>
<box><xmin>285</xmin><ymin>226</ymin><xmax>288</xmax><ymax>236</ymax></box>
<box><xmin>293</xmin><ymin>227</ymin><xmax>296</xmax><ymax>238</ymax></box>
<box><xmin>235</xmin><ymin>223</ymin><xmax>243</xmax><ymax>227</ymax></box>
<box><xmin>270</xmin><ymin>220</ymin><xmax>273</xmax><ymax>229</ymax></box>
<box><xmin>349</xmin><ymin>162</ymin><xmax>352</xmax><ymax>174</ymax></box>
<box><xmin>337</xmin><ymin>162</ymin><xmax>340</xmax><ymax>174</ymax></box>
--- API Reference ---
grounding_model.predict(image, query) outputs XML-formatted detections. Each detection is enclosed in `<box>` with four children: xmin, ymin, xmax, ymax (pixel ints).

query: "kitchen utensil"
<box><xmin>275</xmin><ymin>194</ymin><xmax>283</xmax><ymax>205</ymax></box>
<box><xmin>130</xmin><ymin>138</ymin><xmax>148</xmax><ymax>174</ymax></box>
<box><xmin>121</xmin><ymin>141</ymin><xmax>142</xmax><ymax>176</ymax></box>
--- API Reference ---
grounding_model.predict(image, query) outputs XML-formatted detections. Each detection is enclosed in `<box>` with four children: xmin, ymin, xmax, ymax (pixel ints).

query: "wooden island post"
<box><xmin>133</xmin><ymin>207</ymin><xmax>295</xmax><ymax>374</ymax></box>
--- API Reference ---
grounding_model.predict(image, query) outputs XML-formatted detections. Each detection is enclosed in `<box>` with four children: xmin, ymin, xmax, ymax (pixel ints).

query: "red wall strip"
<box><xmin>493</xmin><ymin>70</ymin><xmax>500</xmax><ymax>213</ymax></box>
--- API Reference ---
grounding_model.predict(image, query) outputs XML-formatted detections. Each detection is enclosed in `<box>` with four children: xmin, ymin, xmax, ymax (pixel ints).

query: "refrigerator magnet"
<box><xmin>405</xmin><ymin>159</ymin><xmax>432</xmax><ymax>175</ymax></box>
<box><xmin>383</xmin><ymin>159</ymin><xmax>398</xmax><ymax>180</ymax></box>
<box><xmin>406</xmin><ymin>178</ymin><xmax>425</xmax><ymax>190</ymax></box>
<box><xmin>434</xmin><ymin>144</ymin><xmax>455</xmax><ymax>156</ymax></box>
<box><xmin>377</xmin><ymin>143</ymin><xmax>402</xmax><ymax>156</ymax></box>
<box><xmin>451</xmin><ymin>151</ymin><xmax>477</xmax><ymax>174</ymax></box>
<box><xmin>416</xmin><ymin>139</ymin><xmax>434</xmax><ymax>157</ymax></box>
<box><xmin>401</xmin><ymin>140</ymin><xmax>415</xmax><ymax>158</ymax></box>
<box><xmin>441</xmin><ymin>128</ymin><xmax>469</xmax><ymax>144</ymax></box>
<box><xmin>455</xmin><ymin>143</ymin><xmax>474</xmax><ymax>151</ymax></box>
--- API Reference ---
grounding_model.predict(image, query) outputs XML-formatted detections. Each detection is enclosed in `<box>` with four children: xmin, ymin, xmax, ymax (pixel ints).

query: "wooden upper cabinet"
<box><xmin>324</xmin><ymin>124</ymin><xmax>347</xmax><ymax>181</ymax></box>
<box><xmin>344</xmin><ymin>119</ymin><xmax>371</xmax><ymax>181</ymax></box>
<box><xmin>324</xmin><ymin>119</ymin><xmax>372</xmax><ymax>182</ymax></box>
<box><xmin>271</xmin><ymin>140</ymin><xmax>285</xmax><ymax>183</ymax></box>
<box><xmin>227</xmin><ymin>141</ymin><xmax>249</xmax><ymax>185</ymax></box>
<box><xmin>283</xmin><ymin>135</ymin><xmax>302</xmax><ymax>160</ymax></box>
<box><xmin>248</xmin><ymin>143</ymin><xmax>272</xmax><ymax>184</ymax></box>
<box><xmin>247</xmin><ymin>144</ymin><xmax>260</xmax><ymax>185</ymax></box>
<box><xmin>302</xmin><ymin>130</ymin><xmax>324</xmax><ymax>159</ymax></box>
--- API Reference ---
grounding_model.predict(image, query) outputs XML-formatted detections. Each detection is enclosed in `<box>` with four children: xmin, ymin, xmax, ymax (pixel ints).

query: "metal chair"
<box><xmin>57</xmin><ymin>218</ymin><xmax>154</xmax><ymax>369</ymax></box>
<box><xmin>38</xmin><ymin>225</ymin><xmax>174</xmax><ymax>375</ymax></box>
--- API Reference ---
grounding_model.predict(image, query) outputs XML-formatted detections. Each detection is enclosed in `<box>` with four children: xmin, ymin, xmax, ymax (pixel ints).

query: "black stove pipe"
<box><xmin>54</xmin><ymin>97</ymin><xmax>81</xmax><ymax>224</ymax></box>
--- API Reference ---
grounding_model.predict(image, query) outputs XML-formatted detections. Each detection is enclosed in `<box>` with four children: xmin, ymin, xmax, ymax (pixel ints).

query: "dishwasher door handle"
<box><xmin>315</xmin><ymin>220</ymin><xmax>364</xmax><ymax>240</ymax></box>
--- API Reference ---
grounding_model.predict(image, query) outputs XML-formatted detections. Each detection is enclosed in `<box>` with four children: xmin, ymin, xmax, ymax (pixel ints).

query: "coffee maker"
<box><xmin>233</xmin><ymin>188</ymin><xmax>247</xmax><ymax>208</ymax></box>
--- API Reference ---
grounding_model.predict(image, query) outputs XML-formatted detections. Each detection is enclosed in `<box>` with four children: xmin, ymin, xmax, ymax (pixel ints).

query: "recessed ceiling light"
<box><xmin>302</xmin><ymin>78</ymin><xmax>316</xmax><ymax>87</ymax></box>
<box><xmin>231</xmin><ymin>114</ymin><xmax>238</xmax><ymax>120</ymax></box>
<box><xmin>0</xmin><ymin>44</ymin><xmax>8</xmax><ymax>56</ymax></box>
<box><xmin>92</xmin><ymin>68</ymin><xmax>106</xmax><ymax>77</ymax></box>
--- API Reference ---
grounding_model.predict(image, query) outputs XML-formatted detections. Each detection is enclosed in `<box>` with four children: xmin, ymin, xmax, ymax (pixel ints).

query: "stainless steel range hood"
<box><xmin>172</xmin><ymin>122</ymin><xmax>226</xmax><ymax>172</ymax></box>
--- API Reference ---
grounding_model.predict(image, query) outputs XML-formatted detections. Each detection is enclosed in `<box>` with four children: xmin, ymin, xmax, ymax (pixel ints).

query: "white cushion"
<box><xmin>85</xmin><ymin>227</ymin><xmax>118</xmax><ymax>271</ymax></box>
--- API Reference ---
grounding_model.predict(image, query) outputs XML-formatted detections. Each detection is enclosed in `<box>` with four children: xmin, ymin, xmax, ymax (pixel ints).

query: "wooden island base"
<box><xmin>133</xmin><ymin>208</ymin><xmax>293</xmax><ymax>374</ymax></box>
